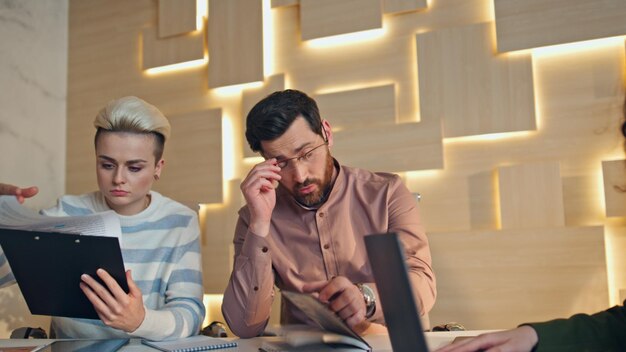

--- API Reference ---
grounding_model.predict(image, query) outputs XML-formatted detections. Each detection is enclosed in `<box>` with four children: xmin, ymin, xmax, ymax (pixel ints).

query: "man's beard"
<box><xmin>292</xmin><ymin>152</ymin><xmax>334</xmax><ymax>207</ymax></box>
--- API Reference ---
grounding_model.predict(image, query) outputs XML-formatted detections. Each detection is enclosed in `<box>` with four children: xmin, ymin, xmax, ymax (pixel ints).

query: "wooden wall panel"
<box><xmin>468</xmin><ymin>170</ymin><xmax>499</xmax><ymax>231</ymax></box>
<box><xmin>208</xmin><ymin>0</ymin><xmax>264</xmax><ymax>88</ymax></box>
<box><xmin>333</xmin><ymin>122</ymin><xmax>443</xmax><ymax>172</ymax></box>
<box><xmin>417</xmin><ymin>22</ymin><xmax>536</xmax><ymax>138</ymax></box>
<box><xmin>314</xmin><ymin>84</ymin><xmax>396</xmax><ymax>131</ymax></box>
<box><xmin>156</xmin><ymin>109</ymin><xmax>223</xmax><ymax>204</ymax></box>
<box><xmin>142</xmin><ymin>27</ymin><xmax>204</xmax><ymax>69</ymax></box>
<box><xmin>202</xmin><ymin>180</ymin><xmax>240</xmax><ymax>293</ymax></box>
<box><xmin>300</xmin><ymin>0</ymin><xmax>382</xmax><ymax>41</ymax></box>
<box><xmin>603</xmin><ymin>159</ymin><xmax>626</xmax><ymax>217</ymax></box>
<box><xmin>609</xmin><ymin>225</ymin><xmax>626</xmax><ymax>306</ymax></box>
<box><xmin>498</xmin><ymin>162</ymin><xmax>565</xmax><ymax>229</ymax></box>
<box><xmin>158</xmin><ymin>0</ymin><xmax>196</xmax><ymax>38</ymax></box>
<box><xmin>271</xmin><ymin>0</ymin><xmax>298</xmax><ymax>8</ymax></box>
<box><xmin>313</xmin><ymin>84</ymin><xmax>444</xmax><ymax>172</ymax></box>
<box><xmin>241</xmin><ymin>74</ymin><xmax>286</xmax><ymax>158</ymax></box>
<box><xmin>494</xmin><ymin>0</ymin><xmax>626</xmax><ymax>53</ymax></box>
<box><xmin>382</xmin><ymin>0</ymin><xmax>427</xmax><ymax>15</ymax></box>
<box><xmin>429</xmin><ymin>227</ymin><xmax>608</xmax><ymax>329</ymax></box>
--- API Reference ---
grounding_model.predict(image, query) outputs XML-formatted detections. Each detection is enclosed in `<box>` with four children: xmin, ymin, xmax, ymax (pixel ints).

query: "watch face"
<box><xmin>358</xmin><ymin>283</ymin><xmax>377</xmax><ymax>319</ymax></box>
<box><xmin>358</xmin><ymin>284</ymin><xmax>376</xmax><ymax>308</ymax></box>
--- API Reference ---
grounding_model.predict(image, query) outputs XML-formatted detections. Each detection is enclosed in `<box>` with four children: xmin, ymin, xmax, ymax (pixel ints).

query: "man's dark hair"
<box><xmin>245</xmin><ymin>89</ymin><xmax>324</xmax><ymax>153</ymax></box>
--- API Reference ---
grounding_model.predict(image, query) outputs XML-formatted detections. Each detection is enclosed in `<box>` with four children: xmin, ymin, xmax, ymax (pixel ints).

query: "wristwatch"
<box><xmin>356</xmin><ymin>283</ymin><xmax>376</xmax><ymax>319</ymax></box>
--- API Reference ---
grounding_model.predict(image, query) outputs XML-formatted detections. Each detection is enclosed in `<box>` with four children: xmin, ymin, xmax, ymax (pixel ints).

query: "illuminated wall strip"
<box><xmin>305</xmin><ymin>27</ymin><xmax>386</xmax><ymax>49</ymax></box>
<box><xmin>222</xmin><ymin>115</ymin><xmax>236</xmax><ymax>181</ymax></box>
<box><xmin>405</xmin><ymin>169</ymin><xmax>442</xmax><ymax>179</ymax></box>
<box><xmin>604</xmin><ymin>228</ymin><xmax>618</xmax><ymax>306</ymax></box>
<box><xmin>144</xmin><ymin>57</ymin><xmax>208</xmax><ymax>75</ymax></box>
<box><xmin>315</xmin><ymin>80</ymin><xmax>395</xmax><ymax>95</ymax></box>
<box><xmin>531</xmin><ymin>35</ymin><xmax>626</xmax><ymax>58</ymax></box>
<box><xmin>212</xmin><ymin>81</ymin><xmax>264</xmax><ymax>97</ymax></box>
<box><xmin>443</xmin><ymin>130</ymin><xmax>537</xmax><ymax>144</ymax></box>
<box><xmin>202</xmin><ymin>294</ymin><xmax>224</xmax><ymax>328</ymax></box>
<box><xmin>262</xmin><ymin>0</ymin><xmax>274</xmax><ymax>77</ymax></box>
<box><xmin>493</xmin><ymin>169</ymin><xmax>502</xmax><ymax>230</ymax></box>
<box><xmin>196</xmin><ymin>0</ymin><xmax>207</xmax><ymax>31</ymax></box>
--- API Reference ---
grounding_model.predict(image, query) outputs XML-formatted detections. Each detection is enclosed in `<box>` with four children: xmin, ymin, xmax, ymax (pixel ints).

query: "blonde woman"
<box><xmin>0</xmin><ymin>96</ymin><xmax>205</xmax><ymax>341</ymax></box>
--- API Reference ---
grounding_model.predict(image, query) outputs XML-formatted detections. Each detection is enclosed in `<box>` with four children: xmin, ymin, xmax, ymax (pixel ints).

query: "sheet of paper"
<box><xmin>0</xmin><ymin>195</ymin><xmax>121</xmax><ymax>239</ymax></box>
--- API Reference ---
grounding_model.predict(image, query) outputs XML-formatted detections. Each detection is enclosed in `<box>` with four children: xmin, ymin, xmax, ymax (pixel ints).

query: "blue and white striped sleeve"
<box><xmin>130</xmin><ymin>213</ymin><xmax>205</xmax><ymax>341</ymax></box>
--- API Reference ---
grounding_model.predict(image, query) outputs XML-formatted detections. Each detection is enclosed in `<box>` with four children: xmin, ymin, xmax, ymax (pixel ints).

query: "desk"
<box><xmin>0</xmin><ymin>331</ymin><xmax>485</xmax><ymax>351</ymax></box>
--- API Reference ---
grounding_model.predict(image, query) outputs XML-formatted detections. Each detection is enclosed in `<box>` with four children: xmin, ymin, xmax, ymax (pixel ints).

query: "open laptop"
<box><xmin>364</xmin><ymin>232</ymin><xmax>430</xmax><ymax>352</ymax></box>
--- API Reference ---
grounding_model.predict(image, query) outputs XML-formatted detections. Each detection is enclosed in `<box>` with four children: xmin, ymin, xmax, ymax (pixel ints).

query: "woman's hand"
<box><xmin>80</xmin><ymin>269</ymin><xmax>146</xmax><ymax>332</ymax></box>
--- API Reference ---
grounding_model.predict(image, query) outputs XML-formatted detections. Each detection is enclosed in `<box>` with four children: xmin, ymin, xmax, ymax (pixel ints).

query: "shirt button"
<box><xmin>262</xmin><ymin>246</ymin><xmax>268</xmax><ymax>253</ymax></box>
<box><xmin>323</xmin><ymin>244</ymin><xmax>330</xmax><ymax>249</ymax></box>
<box><xmin>318</xmin><ymin>212</ymin><xmax>325</xmax><ymax>218</ymax></box>
<box><xmin>253</xmin><ymin>286</ymin><xmax>259</xmax><ymax>291</ymax></box>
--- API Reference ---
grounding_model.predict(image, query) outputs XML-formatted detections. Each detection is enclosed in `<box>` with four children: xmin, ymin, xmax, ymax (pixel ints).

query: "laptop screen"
<box><xmin>364</xmin><ymin>232</ymin><xmax>429</xmax><ymax>352</ymax></box>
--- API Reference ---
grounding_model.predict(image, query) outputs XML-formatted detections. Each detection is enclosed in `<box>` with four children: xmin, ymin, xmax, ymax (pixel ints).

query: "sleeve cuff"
<box><xmin>240</xmin><ymin>230</ymin><xmax>271</xmax><ymax>259</ymax></box>
<box><xmin>129</xmin><ymin>308</ymin><xmax>175</xmax><ymax>341</ymax></box>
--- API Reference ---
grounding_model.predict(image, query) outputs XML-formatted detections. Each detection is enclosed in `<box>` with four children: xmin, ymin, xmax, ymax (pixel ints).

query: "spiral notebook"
<box><xmin>141</xmin><ymin>335</ymin><xmax>237</xmax><ymax>352</ymax></box>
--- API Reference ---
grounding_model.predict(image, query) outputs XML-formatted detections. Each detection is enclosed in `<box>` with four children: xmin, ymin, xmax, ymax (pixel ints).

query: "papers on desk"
<box><xmin>141</xmin><ymin>335</ymin><xmax>237</xmax><ymax>352</ymax></box>
<box><xmin>0</xmin><ymin>195</ymin><xmax>121</xmax><ymax>239</ymax></box>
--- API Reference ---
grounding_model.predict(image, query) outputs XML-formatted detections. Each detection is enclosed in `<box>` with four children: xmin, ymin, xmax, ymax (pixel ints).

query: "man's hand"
<box><xmin>433</xmin><ymin>326</ymin><xmax>539</xmax><ymax>352</ymax></box>
<box><xmin>80</xmin><ymin>269</ymin><xmax>146</xmax><ymax>333</ymax></box>
<box><xmin>240</xmin><ymin>159</ymin><xmax>282</xmax><ymax>237</ymax></box>
<box><xmin>0</xmin><ymin>183</ymin><xmax>38</xmax><ymax>204</ymax></box>
<box><xmin>303</xmin><ymin>276</ymin><xmax>370</xmax><ymax>332</ymax></box>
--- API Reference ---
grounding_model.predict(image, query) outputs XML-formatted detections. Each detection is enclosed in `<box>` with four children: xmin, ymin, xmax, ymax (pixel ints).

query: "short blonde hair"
<box><xmin>93</xmin><ymin>96</ymin><xmax>170</xmax><ymax>160</ymax></box>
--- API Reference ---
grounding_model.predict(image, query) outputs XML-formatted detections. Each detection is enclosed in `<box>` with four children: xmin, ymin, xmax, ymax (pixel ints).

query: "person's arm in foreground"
<box><xmin>0</xmin><ymin>183</ymin><xmax>39</xmax><ymax>288</ymax></box>
<box><xmin>0</xmin><ymin>183</ymin><xmax>38</xmax><ymax>203</ymax></box>
<box><xmin>222</xmin><ymin>159</ymin><xmax>281</xmax><ymax>338</ymax></box>
<box><xmin>436</xmin><ymin>303</ymin><xmax>626</xmax><ymax>352</ymax></box>
<box><xmin>434</xmin><ymin>326</ymin><xmax>538</xmax><ymax>352</ymax></box>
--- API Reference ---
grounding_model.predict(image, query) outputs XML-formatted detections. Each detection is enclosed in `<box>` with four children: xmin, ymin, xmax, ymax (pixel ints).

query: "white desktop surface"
<box><xmin>0</xmin><ymin>331</ymin><xmax>487</xmax><ymax>351</ymax></box>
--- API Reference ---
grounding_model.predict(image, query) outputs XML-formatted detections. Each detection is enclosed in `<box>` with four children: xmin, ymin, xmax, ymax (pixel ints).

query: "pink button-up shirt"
<box><xmin>222</xmin><ymin>162</ymin><xmax>436</xmax><ymax>337</ymax></box>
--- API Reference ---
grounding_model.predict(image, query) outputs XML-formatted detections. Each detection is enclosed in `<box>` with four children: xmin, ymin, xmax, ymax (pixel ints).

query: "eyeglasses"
<box><xmin>275</xmin><ymin>141</ymin><xmax>328</xmax><ymax>169</ymax></box>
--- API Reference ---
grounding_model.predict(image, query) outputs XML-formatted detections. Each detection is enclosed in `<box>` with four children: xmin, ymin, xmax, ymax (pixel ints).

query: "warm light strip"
<box><xmin>145</xmin><ymin>57</ymin><xmax>207</xmax><ymax>75</ymax></box>
<box><xmin>531</xmin><ymin>35</ymin><xmax>626</xmax><ymax>57</ymax></box>
<box><xmin>222</xmin><ymin>115</ymin><xmax>236</xmax><ymax>181</ymax></box>
<box><xmin>597</xmin><ymin>163</ymin><xmax>608</xmax><ymax>223</ymax></box>
<box><xmin>604</xmin><ymin>227</ymin><xmax>618</xmax><ymax>305</ymax></box>
<box><xmin>305</xmin><ymin>28</ymin><xmax>385</xmax><ymax>49</ymax></box>
<box><xmin>493</xmin><ymin>170</ymin><xmax>502</xmax><ymax>230</ymax></box>
<box><xmin>262</xmin><ymin>0</ymin><xmax>274</xmax><ymax>77</ymax></box>
<box><xmin>443</xmin><ymin>130</ymin><xmax>536</xmax><ymax>144</ymax></box>
<box><xmin>315</xmin><ymin>80</ymin><xmax>395</xmax><ymax>96</ymax></box>
<box><xmin>196</xmin><ymin>0</ymin><xmax>207</xmax><ymax>31</ymax></box>
<box><xmin>243</xmin><ymin>156</ymin><xmax>264</xmax><ymax>165</ymax></box>
<box><xmin>213</xmin><ymin>81</ymin><xmax>264</xmax><ymax>96</ymax></box>
<box><xmin>405</xmin><ymin>169</ymin><xmax>442</xmax><ymax>179</ymax></box>
<box><xmin>202</xmin><ymin>294</ymin><xmax>224</xmax><ymax>329</ymax></box>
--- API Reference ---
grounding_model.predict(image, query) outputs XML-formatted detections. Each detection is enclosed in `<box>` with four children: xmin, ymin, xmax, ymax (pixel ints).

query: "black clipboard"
<box><xmin>0</xmin><ymin>228</ymin><xmax>128</xmax><ymax>319</ymax></box>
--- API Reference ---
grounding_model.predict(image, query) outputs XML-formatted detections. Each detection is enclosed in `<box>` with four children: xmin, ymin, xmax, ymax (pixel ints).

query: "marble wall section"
<box><xmin>0</xmin><ymin>0</ymin><xmax>68</xmax><ymax>337</ymax></box>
